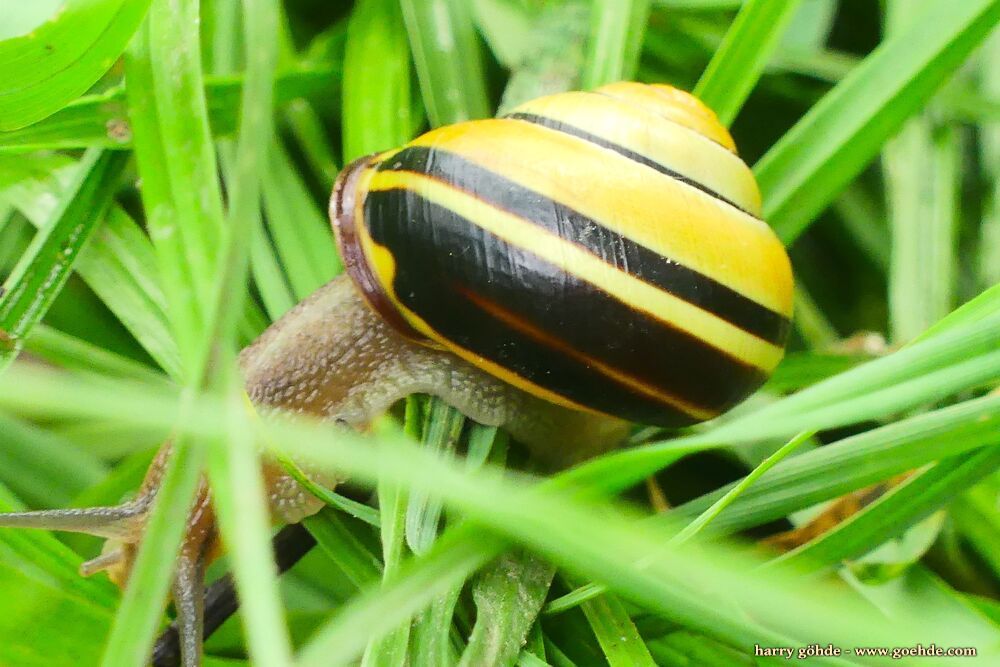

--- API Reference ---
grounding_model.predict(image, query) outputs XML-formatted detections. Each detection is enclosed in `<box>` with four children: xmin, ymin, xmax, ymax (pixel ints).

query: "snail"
<box><xmin>0</xmin><ymin>82</ymin><xmax>793</xmax><ymax>665</ymax></box>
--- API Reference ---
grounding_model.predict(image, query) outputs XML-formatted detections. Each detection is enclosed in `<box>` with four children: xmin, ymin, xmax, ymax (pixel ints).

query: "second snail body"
<box><xmin>0</xmin><ymin>82</ymin><xmax>793</xmax><ymax>666</ymax></box>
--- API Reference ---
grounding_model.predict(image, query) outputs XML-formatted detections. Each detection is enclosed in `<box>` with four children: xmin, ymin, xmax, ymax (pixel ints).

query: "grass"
<box><xmin>1</xmin><ymin>0</ymin><xmax>999</xmax><ymax>665</ymax></box>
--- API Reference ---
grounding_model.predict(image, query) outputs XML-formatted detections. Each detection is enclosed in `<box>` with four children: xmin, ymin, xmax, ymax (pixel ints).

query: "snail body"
<box><xmin>0</xmin><ymin>83</ymin><xmax>792</xmax><ymax>666</ymax></box>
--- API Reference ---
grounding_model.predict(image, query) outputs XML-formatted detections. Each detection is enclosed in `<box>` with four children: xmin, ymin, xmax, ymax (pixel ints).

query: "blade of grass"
<box><xmin>779</xmin><ymin>0</ymin><xmax>836</xmax><ymax>52</ymax></box>
<box><xmin>671</xmin><ymin>394</ymin><xmax>1000</xmax><ymax>535</ymax></box>
<box><xmin>792</xmin><ymin>282</ymin><xmax>839</xmax><ymax>348</ymax></box>
<box><xmin>581</xmin><ymin>0</ymin><xmax>651</xmax><ymax>88</ymax></box>
<box><xmin>199</xmin><ymin>1</ymin><xmax>292</xmax><ymax>665</ymax></box>
<box><xmin>769</xmin><ymin>446</ymin><xmax>1000</xmax><ymax>573</ymax></box>
<box><xmin>279</xmin><ymin>455</ymin><xmax>381</xmax><ymax>527</ymax></box>
<box><xmin>884</xmin><ymin>0</ymin><xmax>959</xmax><ymax>343</ymax></box>
<box><xmin>755</xmin><ymin>0</ymin><xmax>1000</xmax><ymax>243</ymax></box>
<box><xmin>261</xmin><ymin>139</ymin><xmax>341</xmax><ymax>299</ymax></box>
<box><xmin>0</xmin><ymin>149</ymin><xmax>127</xmax><ymax>373</ymax></box>
<box><xmin>7</xmin><ymin>365</ymin><xmax>1000</xmax><ymax>663</ymax></box>
<box><xmin>459</xmin><ymin>551</ymin><xmax>555</xmax><ymax>667</ymax></box>
<box><xmin>546</xmin><ymin>430</ymin><xmax>815</xmax><ymax>615</ymax></box>
<box><xmin>303</xmin><ymin>510</ymin><xmax>383</xmax><ymax>590</ymax></box>
<box><xmin>361</xmin><ymin>466</ymin><xmax>411</xmax><ymax>667</ymax></box>
<box><xmin>126</xmin><ymin>0</ymin><xmax>227</xmax><ymax>378</ymax></box>
<box><xmin>980</xmin><ymin>29</ymin><xmax>1000</xmax><ymax>288</ymax></box>
<box><xmin>0</xmin><ymin>412</ymin><xmax>108</xmax><ymax>508</ymax></box>
<box><xmin>886</xmin><ymin>118</ymin><xmax>959</xmax><ymax>343</ymax></box>
<box><xmin>2</xmin><ymin>163</ymin><xmax>180</xmax><ymax>377</ymax></box>
<box><xmin>400</xmin><ymin>0</ymin><xmax>491</xmax><ymax>126</ymax></box>
<box><xmin>573</xmin><ymin>311</ymin><xmax>1000</xmax><ymax>492</ymax></box>
<box><xmin>406</xmin><ymin>400</ymin><xmax>465</xmax><ymax>554</ymax></box>
<box><xmin>25</xmin><ymin>324</ymin><xmax>164</xmax><ymax>383</ymax></box>
<box><xmin>0</xmin><ymin>0</ymin><xmax>153</xmax><ymax>130</ymax></box>
<box><xmin>0</xmin><ymin>66</ymin><xmax>335</xmax><ymax>151</ymax></box>
<box><xmin>764</xmin><ymin>350</ymin><xmax>871</xmax><ymax>393</ymax></box>
<box><xmin>575</xmin><ymin>582</ymin><xmax>656</xmax><ymax>667</ymax></box>
<box><xmin>342</xmin><ymin>0</ymin><xmax>414</xmax><ymax>161</ymax></box>
<box><xmin>693</xmin><ymin>0</ymin><xmax>803</xmax><ymax>126</ymax></box>
<box><xmin>0</xmin><ymin>481</ymin><xmax>119</xmax><ymax>610</ymax></box>
<box><xmin>832</xmin><ymin>182</ymin><xmax>890</xmax><ymax>273</ymax></box>
<box><xmin>102</xmin><ymin>0</ymin><xmax>229</xmax><ymax>661</ymax></box>
<box><xmin>249</xmin><ymin>217</ymin><xmax>297</xmax><ymax>320</ymax></box>
<box><xmin>98</xmin><ymin>400</ymin><xmax>205</xmax><ymax>666</ymax></box>
<box><xmin>950</xmin><ymin>480</ymin><xmax>1000</xmax><ymax>581</ymax></box>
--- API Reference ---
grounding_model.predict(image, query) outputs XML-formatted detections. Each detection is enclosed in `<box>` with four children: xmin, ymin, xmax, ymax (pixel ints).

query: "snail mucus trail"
<box><xmin>0</xmin><ymin>82</ymin><xmax>793</xmax><ymax>665</ymax></box>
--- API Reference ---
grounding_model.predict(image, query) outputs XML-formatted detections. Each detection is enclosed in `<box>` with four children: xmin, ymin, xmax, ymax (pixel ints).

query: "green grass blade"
<box><xmin>125</xmin><ymin>0</ymin><xmax>227</xmax><ymax>378</ymax></box>
<box><xmin>101</xmin><ymin>0</ymin><xmax>232</xmax><ymax>661</ymax></box>
<box><xmin>261</xmin><ymin>139</ymin><xmax>341</xmax><ymax>300</ymax></box>
<box><xmin>304</xmin><ymin>527</ymin><xmax>500</xmax><ymax>665</ymax></box>
<box><xmin>573</xmin><ymin>308</ymin><xmax>1000</xmax><ymax>492</ymax></box>
<box><xmin>99</xmin><ymin>422</ymin><xmax>204</xmax><ymax>666</ymax></box>
<box><xmin>0</xmin><ymin>149</ymin><xmax>127</xmax><ymax>372</ymax></box>
<box><xmin>1</xmin><ymin>158</ymin><xmax>180</xmax><ymax>376</ymax></box>
<box><xmin>832</xmin><ymin>183</ymin><xmax>890</xmax><ymax>273</ymax></box>
<box><xmin>887</xmin><ymin>120</ymin><xmax>959</xmax><ymax>343</ymax></box>
<box><xmin>980</xmin><ymin>30</ymin><xmax>1000</xmax><ymax>288</ymax></box>
<box><xmin>950</xmin><ymin>481</ymin><xmax>1000</xmax><ymax>581</ymax></box>
<box><xmin>671</xmin><ymin>394</ymin><xmax>1000</xmax><ymax>535</ymax></box>
<box><xmin>303</xmin><ymin>510</ymin><xmax>383</xmax><ymax>590</ymax></box>
<box><xmin>546</xmin><ymin>430</ymin><xmax>814</xmax><ymax>614</ymax></box>
<box><xmin>883</xmin><ymin>0</ymin><xmax>960</xmax><ymax>349</ymax></box>
<box><xmin>0</xmin><ymin>412</ymin><xmax>108</xmax><ymax>508</ymax></box>
<box><xmin>792</xmin><ymin>283</ymin><xmax>839</xmax><ymax>348</ymax></box>
<box><xmin>678</xmin><ymin>430</ymin><xmax>816</xmax><ymax>542</ymax></box>
<box><xmin>200</xmin><ymin>1</ymin><xmax>292</xmax><ymax>664</ymax></box>
<box><xmin>0</xmin><ymin>65</ymin><xmax>335</xmax><ymax>151</ymax></box>
<box><xmin>361</xmin><ymin>471</ymin><xmax>412</xmax><ymax>666</ymax></box>
<box><xmin>7</xmin><ymin>366</ymin><xmax>1000</xmax><ymax>663</ymax></box>
<box><xmin>406</xmin><ymin>400</ymin><xmax>465</xmax><ymax>554</ymax></box>
<box><xmin>25</xmin><ymin>324</ymin><xmax>163</xmax><ymax>383</ymax></box>
<box><xmin>0</xmin><ymin>481</ymin><xmax>119</xmax><ymax>610</ymax></box>
<box><xmin>0</xmin><ymin>0</ymin><xmax>153</xmax><ymax>130</ymax></box>
<box><xmin>400</xmin><ymin>0</ymin><xmax>491</xmax><ymax>125</ymax></box>
<box><xmin>755</xmin><ymin>0</ymin><xmax>1000</xmax><ymax>243</ymax></box>
<box><xmin>342</xmin><ymin>0</ymin><xmax>414</xmax><ymax>161</ymax></box>
<box><xmin>582</xmin><ymin>0</ymin><xmax>651</xmax><ymax>88</ymax></box>
<box><xmin>460</xmin><ymin>551</ymin><xmax>554</xmax><ymax>667</ymax></box>
<box><xmin>693</xmin><ymin>0</ymin><xmax>803</xmax><ymax>126</ymax></box>
<box><xmin>279</xmin><ymin>455</ymin><xmax>381</xmax><ymax>527</ymax></box>
<box><xmin>770</xmin><ymin>446</ymin><xmax>1000</xmax><ymax>573</ymax></box>
<box><xmin>249</xmin><ymin>217</ymin><xmax>297</xmax><ymax>320</ymax></box>
<box><xmin>576</xmin><ymin>585</ymin><xmax>656</xmax><ymax>667</ymax></box>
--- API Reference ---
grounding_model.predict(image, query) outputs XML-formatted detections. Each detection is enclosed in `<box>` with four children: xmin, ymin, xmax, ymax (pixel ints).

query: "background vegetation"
<box><xmin>1</xmin><ymin>0</ymin><xmax>1000</xmax><ymax>665</ymax></box>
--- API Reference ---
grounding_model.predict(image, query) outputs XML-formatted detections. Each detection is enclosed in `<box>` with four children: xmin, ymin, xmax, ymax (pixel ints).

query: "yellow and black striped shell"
<box><xmin>332</xmin><ymin>82</ymin><xmax>794</xmax><ymax>428</ymax></box>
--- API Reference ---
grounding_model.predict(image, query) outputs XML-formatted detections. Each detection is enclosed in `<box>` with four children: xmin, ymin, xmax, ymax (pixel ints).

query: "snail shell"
<box><xmin>332</xmin><ymin>82</ymin><xmax>793</xmax><ymax>429</ymax></box>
